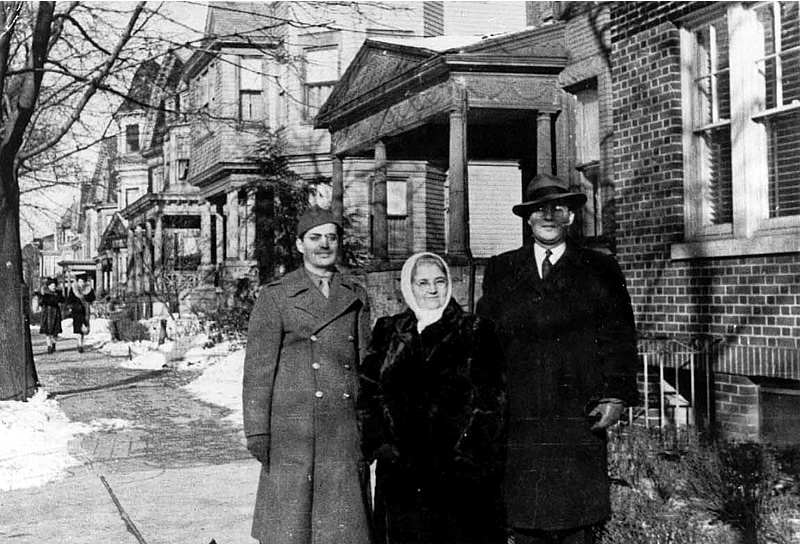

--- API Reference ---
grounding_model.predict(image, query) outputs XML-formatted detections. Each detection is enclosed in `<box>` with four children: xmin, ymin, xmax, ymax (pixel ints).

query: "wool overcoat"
<box><xmin>359</xmin><ymin>298</ymin><xmax>507</xmax><ymax>544</ymax></box>
<box><xmin>38</xmin><ymin>291</ymin><xmax>63</xmax><ymax>336</ymax></box>
<box><xmin>243</xmin><ymin>267</ymin><xmax>372</xmax><ymax>544</ymax></box>
<box><xmin>476</xmin><ymin>241</ymin><xmax>639</xmax><ymax>531</ymax></box>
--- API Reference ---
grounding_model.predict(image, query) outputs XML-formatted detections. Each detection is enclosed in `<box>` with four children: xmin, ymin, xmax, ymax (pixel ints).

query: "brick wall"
<box><xmin>608</xmin><ymin>1</ymin><xmax>800</xmax><ymax>442</ymax></box>
<box><xmin>610</xmin><ymin>1</ymin><xmax>800</xmax><ymax>350</ymax></box>
<box><xmin>714</xmin><ymin>373</ymin><xmax>759</xmax><ymax>442</ymax></box>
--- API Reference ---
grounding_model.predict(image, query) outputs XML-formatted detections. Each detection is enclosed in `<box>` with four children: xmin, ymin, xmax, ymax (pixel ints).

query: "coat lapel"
<box><xmin>284</xmin><ymin>269</ymin><xmax>324</xmax><ymax>322</ymax></box>
<box><xmin>312</xmin><ymin>273</ymin><xmax>363</xmax><ymax>334</ymax></box>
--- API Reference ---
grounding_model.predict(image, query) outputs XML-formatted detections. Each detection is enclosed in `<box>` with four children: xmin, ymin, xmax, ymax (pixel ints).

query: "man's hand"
<box><xmin>247</xmin><ymin>434</ymin><xmax>270</xmax><ymax>467</ymax></box>
<box><xmin>588</xmin><ymin>399</ymin><xmax>625</xmax><ymax>431</ymax></box>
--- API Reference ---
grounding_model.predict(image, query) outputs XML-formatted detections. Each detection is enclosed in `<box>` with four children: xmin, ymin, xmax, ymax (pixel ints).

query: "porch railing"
<box><xmin>632</xmin><ymin>338</ymin><xmax>713</xmax><ymax>431</ymax></box>
<box><xmin>632</xmin><ymin>337</ymin><xmax>800</xmax><ymax>432</ymax></box>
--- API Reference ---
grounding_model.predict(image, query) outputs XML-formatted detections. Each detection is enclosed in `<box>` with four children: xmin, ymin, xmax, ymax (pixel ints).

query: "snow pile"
<box><xmin>58</xmin><ymin>317</ymin><xmax>113</xmax><ymax>348</ymax></box>
<box><xmin>0</xmin><ymin>390</ymin><xmax>92</xmax><ymax>491</ymax></box>
<box><xmin>183</xmin><ymin>348</ymin><xmax>245</xmax><ymax>424</ymax></box>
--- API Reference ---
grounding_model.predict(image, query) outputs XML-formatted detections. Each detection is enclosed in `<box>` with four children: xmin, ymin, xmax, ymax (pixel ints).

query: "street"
<box><xmin>0</xmin><ymin>330</ymin><xmax>259</xmax><ymax>544</ymax></box>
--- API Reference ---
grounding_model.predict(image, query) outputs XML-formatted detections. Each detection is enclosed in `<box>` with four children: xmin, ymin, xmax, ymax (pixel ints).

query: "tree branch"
<box><xmin>19</xmin><ymin>2</ymin><xmax>146</xmax><ymax>162</ymax></box>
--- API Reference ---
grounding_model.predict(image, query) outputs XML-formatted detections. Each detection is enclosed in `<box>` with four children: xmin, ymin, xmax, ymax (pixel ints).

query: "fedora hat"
<box><xmin>512</xmin><ymin>173</ymin><xmax>587</xmax><ymax>218</ymax></box>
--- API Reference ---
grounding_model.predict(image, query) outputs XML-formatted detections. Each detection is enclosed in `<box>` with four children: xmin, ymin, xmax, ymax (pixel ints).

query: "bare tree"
<box><xmin>0</xmin><ymin>2</ymin><xmax>146</xmax><ymax>400</ymax></box>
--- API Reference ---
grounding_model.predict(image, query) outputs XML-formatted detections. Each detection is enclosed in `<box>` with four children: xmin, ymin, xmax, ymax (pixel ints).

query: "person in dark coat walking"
<box><xmin>476</xmin><ymin>174</ymin><xmax>639</xmax><ymax>544</ymax></box>
<box><xmin>243</xmin><ymin>206</ymin><xmax>373</xmax><ymax>544</ymax></box>
<box><xmin>66</xmin><ymin>274</ymin><xmax>96</xmax><ymax>353</ymax></box>
<box><xmin>360</xmin><ymin>252</ymin><xmax>507</xmax><ymax>544</ymax></box>
<box><xmin>39</xmin><ymin>277</ymin><xmax>64</xmax><ymax>353</ymax></box>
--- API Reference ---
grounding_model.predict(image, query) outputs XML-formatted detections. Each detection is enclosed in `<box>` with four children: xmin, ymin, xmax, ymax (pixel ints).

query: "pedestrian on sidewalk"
<box><xmin>243</xmin><ymin>206</ymin><xmax>373</xmax><ymax>544</ymax></box>
<box><xmin>66</xmin><ymin>274</ymin><xmax>96</xmax><ymax>353</ymax></box>
<box><xmin>39</xmin><ymin>277</ymin><xmax>64</xmax><ymax>353</ymax></box>
<box><xmin>359</xmin><ymin>252</ymin><xmax>507</xmax><ymax>544</ymax></box>
<box><xmin>477</xmin><ymin>174</ymin><xmax>639</xmax><ymax>544</ymax></box>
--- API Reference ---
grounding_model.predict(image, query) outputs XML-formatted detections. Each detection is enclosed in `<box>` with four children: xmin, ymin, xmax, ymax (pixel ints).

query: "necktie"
<box><xmin>319</xmin><ymin>276</ymin><xmax>330</xmax><ymax>298</ymax></box>
<box><xmin>541</xmin><ymin>249</ymin><xmax>553</xmax><ymax>280</ymax></box>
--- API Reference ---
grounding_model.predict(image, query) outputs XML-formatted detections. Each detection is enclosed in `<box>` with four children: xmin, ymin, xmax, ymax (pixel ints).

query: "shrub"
<box><xmin>110</xmin><ymin>309</ymin><xmax>150</xmax><ymax>342</ymax></box>
<box><xmin>602</xmin><ymin>426</ymin><xmax>800</xmax><ymax>544</ymax></box>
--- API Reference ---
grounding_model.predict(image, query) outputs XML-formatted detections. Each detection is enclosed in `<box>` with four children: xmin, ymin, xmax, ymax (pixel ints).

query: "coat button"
<box><xmin>312</xmin><ymin>363</ymin><xmax>320</xmax><ymax>370</ymax></box>
<box><xmin>343</xmin><ymin>364</ymin><xmax>351</xmax><ymax>370</ymax></box>
<box><xmin>347</xmin><ymin>335</ymin><xmax>355</xmax><ymax>342</ymax></box>
<box><xmin>315</xmin><ymin>391</ymin><xmax>324</xmax><ymax>398</ymax></box>
<box><xmin>310</xmin><ymin>335</ymin><xmax>318</xmax><ymax>342</ymax></box>
<box><xmin>342</xmin><ymin>393</ymin><xmax>351</xmax><ymax>399</ymax></box>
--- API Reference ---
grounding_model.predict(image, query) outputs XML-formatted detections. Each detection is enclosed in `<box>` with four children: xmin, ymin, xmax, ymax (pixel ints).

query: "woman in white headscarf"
<box><xmin>359</xmin><ymin>252</ymin><xmax>507</xmax><ymax>544</ymax></box>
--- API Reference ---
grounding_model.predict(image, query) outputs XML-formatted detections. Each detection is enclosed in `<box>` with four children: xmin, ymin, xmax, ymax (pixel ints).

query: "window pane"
<box><xmin>306</xmin><ymin>47</ymin><xmax>338</xmax><ymax>84</ymax></box>
<box><xmin>767</xmin><ymin>110</ymin><xmax>800</xmax><ymax>217</ymax></box>
<box><xmin>783</xmin><ymin>50</ymin><xmax>800</xmax><ymax>104</ymax></box>
<box><xmin>241</xmin><ymin>57</ymin><xmax>262</xmax><ymax>91</ymax></box>
<box><xmin>695</xmin><ymin>19</ymin><xmax>730</xmax><ymax>123</ymax></box>
<box><xmin>240</xmin><ymin>91</ymin><xmax>264</xmax><ymax>121</ymax></box>
<box><xmin>782</xmin><ymin>1</ymin><xmax>799</xmax><ymax>50</ymax></box>
<box><xmin>701</xmin><ymin>126</ymin><xmax>733</xmax><ymax>225</ymax></box>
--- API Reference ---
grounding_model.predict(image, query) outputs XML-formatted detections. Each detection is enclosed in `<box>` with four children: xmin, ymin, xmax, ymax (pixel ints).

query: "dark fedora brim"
<box><xmin>512</xmin><ymin>192</ymin><xmax>587</xmax><ymax>218</ymax></box>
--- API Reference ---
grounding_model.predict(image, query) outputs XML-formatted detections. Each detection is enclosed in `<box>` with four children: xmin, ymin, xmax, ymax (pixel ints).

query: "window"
<box><xmin>240</xmin><ymin>56</ymin><xmax>265</xmax><ymax>121</ymax></box>
<box><xmin>304</xmin><ymin>46</ymin><xmax>338</xmax><ymax>120</ymax></box>
<box><xmin>126</xmin><ymin>124</ymin><xmax>140</xmax><ymax>153</ymax></box>
<box><xmin>573</xmin><ymin>85</ymin><xmax>602</xmax><ymax>239</ymax></box>
<box><xmin>679</xmin><ymin>2</ymin><xmax>800</xmax><ymax>256</ymax></box>
<box><xmin>125</xmin><ymin>188</ymin><xmax>139</xmax><ymax>207</ymax></box>
<box><xmin>177</xmin><ymin>159</ymin><xmax>189</xmax><ymax>181</ymax></box>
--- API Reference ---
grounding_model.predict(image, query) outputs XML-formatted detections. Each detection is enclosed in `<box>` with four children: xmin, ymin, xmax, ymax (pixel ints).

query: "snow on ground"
<box><xmin>182</xmin><ymin>348</ymin><xmax>245</xmax><ymax>424</ymax></box>
<box><xmin>5</xmin><ymin>318</ymin><xmax>246</xmax><ymax>491</ymax></box>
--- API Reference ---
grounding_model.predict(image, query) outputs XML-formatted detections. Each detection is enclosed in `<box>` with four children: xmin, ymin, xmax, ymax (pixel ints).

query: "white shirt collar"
<box><xmin>534</xmin><ymin>243</ymin><xmax>566</xmax><ymax>277</ymax></box>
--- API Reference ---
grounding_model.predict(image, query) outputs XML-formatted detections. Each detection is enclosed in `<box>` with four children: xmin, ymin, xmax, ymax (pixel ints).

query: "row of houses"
<box><xmin>28</xmin><ymin>1</ymin><xmax>800</xmax><ymax>445</ymax></box>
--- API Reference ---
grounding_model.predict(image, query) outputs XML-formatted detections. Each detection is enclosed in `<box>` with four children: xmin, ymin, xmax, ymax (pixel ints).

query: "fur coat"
<box><xmin>359</xmin><ymin>298</ymin><xmax>507</xmax><ymax>544</ymax></box>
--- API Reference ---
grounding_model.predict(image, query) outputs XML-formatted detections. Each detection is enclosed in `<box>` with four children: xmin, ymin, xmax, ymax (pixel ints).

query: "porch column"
<box><xmin>215</xmin><ymin>205</ymin><xmax>224</xmax><ymax>263</ymax></box>
<box><xmin>144</xmin><ymin>221</ymin><xmax>154</xmax><ymax>293</ymax></box>
<box><xmin>95</xmin><ymin>261</ymin><xmax>104</xmax><ymax>298</ymax></box>
<box><xmin>226</xmin><ymin>190</ymin><xmax>239</xmax><ymax>261</ymax></box>
<box><xmin>331</xmin><ymin>154</ymin><xmax>344</xmax><ymax>227</ymax></box>
<box><xmin>448</xmin><ymin>108</ymin><xmax>467</xmax><ymax>257</ymax></box>
<box><xmin>242</xmin><ymin>189</ymin><xmax>255</xmax><ymax>261</ymax></box>
<box><xmin>201</xmin><ymin>205</ymin><xmax>212</xmax><ymax>266</ymax></box>
<box><xmin>537</xmin><ymin>111</ymin><xmax>553</xmax><ymax>175</ymax></box>
<box><xmin>126</xmin><ymin>228</ymin><xmax>135</xmax><ymax>295</ymax></box>
<box><xmin>119</xmin><ymin>249</ymin><xmax>127</xmax><ymax>293</ymax></box>
<box><xmin>153</xmin><ymin>217</ymin><xmax>163</xmax><ymax>292</ymax></box>
<box><xmin>372</xmin><ymin>141</ymin><xmax>388</xmax><ymax>261</ymax></box>
<box><xmin>134</xmin><ymin>226</ymin><xmax>143</xmax><ymax>295</ymax></box>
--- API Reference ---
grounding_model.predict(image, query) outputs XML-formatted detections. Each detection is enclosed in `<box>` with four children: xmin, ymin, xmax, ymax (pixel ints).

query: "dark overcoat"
<box><xmin>243</xmin><ymin>267</ymin><xmax>372</xmax><ymax>544</ymax></box>
<box><xmin>359</xmin><ymin>299</ymin><xmax>507</xmax><ymax>544</ymax></box>
<box><xmin>39</xmin><ymin>291</ymin><xmax>63</xmax><ymax>336</ymax></box>
<box><xmin>476</xmin><ymin>241</ymin><xmax>638</xmax><ymax>531</ymax></box>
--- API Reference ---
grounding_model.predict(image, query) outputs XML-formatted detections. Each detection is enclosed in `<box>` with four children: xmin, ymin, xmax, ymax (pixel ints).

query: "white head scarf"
<box><xmin>400</xmin><ymin>252</ymin><xmax>453</xmax><ymax>333</ymax></box>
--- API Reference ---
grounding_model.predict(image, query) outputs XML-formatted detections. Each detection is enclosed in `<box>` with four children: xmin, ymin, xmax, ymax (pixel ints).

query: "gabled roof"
<box><xmin>116</xmin><ymin>59</ymin><xmax>161</xmax><ymax>115</ymax></box>
<box><xmin>185</xmin><ymin>2</ymin><xmax>280</xmax><ymax>78</ymax></box>
<box><xmin>98</xmin><ymin>212</ymin><xmax>129</xmax><ymax>252</ymax></box>
<box><xmin>204</xmin><ymin>1</ymin><xmax>278</xmax><ymax>40</ymax></box>
<box><xmin>315</xmin><ymin>23</ymin><xmax>568</xmax><ymax>130</ymax></box>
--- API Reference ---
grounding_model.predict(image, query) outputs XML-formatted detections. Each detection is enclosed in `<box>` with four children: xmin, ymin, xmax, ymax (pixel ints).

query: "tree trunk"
<box><xmin>0</xmin><ymin>164</ymin><xmax>37</xmax><ymax>400</ymax></box>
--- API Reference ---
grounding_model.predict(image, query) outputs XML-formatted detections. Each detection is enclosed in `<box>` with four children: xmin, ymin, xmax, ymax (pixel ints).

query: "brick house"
<box><xmin>318</xmin><ymin>1</ymin><xmax>800</xmax><ymax>445</ymax></box>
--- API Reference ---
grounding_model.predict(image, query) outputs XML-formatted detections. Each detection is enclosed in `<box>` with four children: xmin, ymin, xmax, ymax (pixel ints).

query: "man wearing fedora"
<box><xmin>243</xmin><ymin>206</ymin><xmax>373</xmax><ymax>544</ymax></box>
<box><xmin>477</xmin><ymin>174</ymin><xmax>639</xmax><ymax>544</ymax></box>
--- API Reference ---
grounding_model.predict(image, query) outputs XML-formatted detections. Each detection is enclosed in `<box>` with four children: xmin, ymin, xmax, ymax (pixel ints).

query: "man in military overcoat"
<box><xmin>243</xmin><ymin>206</ymin><xmax>372</xmax><ymax>544</ymax></box>
<box><xmin>477</xmin><ymin>174</ymin><xmax>639</xmax><ymax>544</ymax></box>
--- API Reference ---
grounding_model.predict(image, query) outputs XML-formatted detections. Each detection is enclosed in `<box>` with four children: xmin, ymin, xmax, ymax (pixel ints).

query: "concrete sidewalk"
<box><xmin>1</xmin><ymin>331</ymin><xmax>260</xmax><ymax>544</ymax></box>
<box><xmin>0</xmin><ymin>454</ymin><xmax>260</xmax><ymax>544</ymax></box>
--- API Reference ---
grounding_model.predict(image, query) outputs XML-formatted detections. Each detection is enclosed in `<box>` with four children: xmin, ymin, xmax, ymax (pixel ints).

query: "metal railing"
<box><xmin>632</xmin><ymin>337</ymin><xmax>716</xmax><ymax>431</ymax></box>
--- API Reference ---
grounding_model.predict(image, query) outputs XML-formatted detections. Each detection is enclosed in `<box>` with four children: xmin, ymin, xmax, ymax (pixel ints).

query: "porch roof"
<box><xmin>314</xmin><ymin>23</ymin><xmax>568</xmax><ymax>156</ymax></box>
